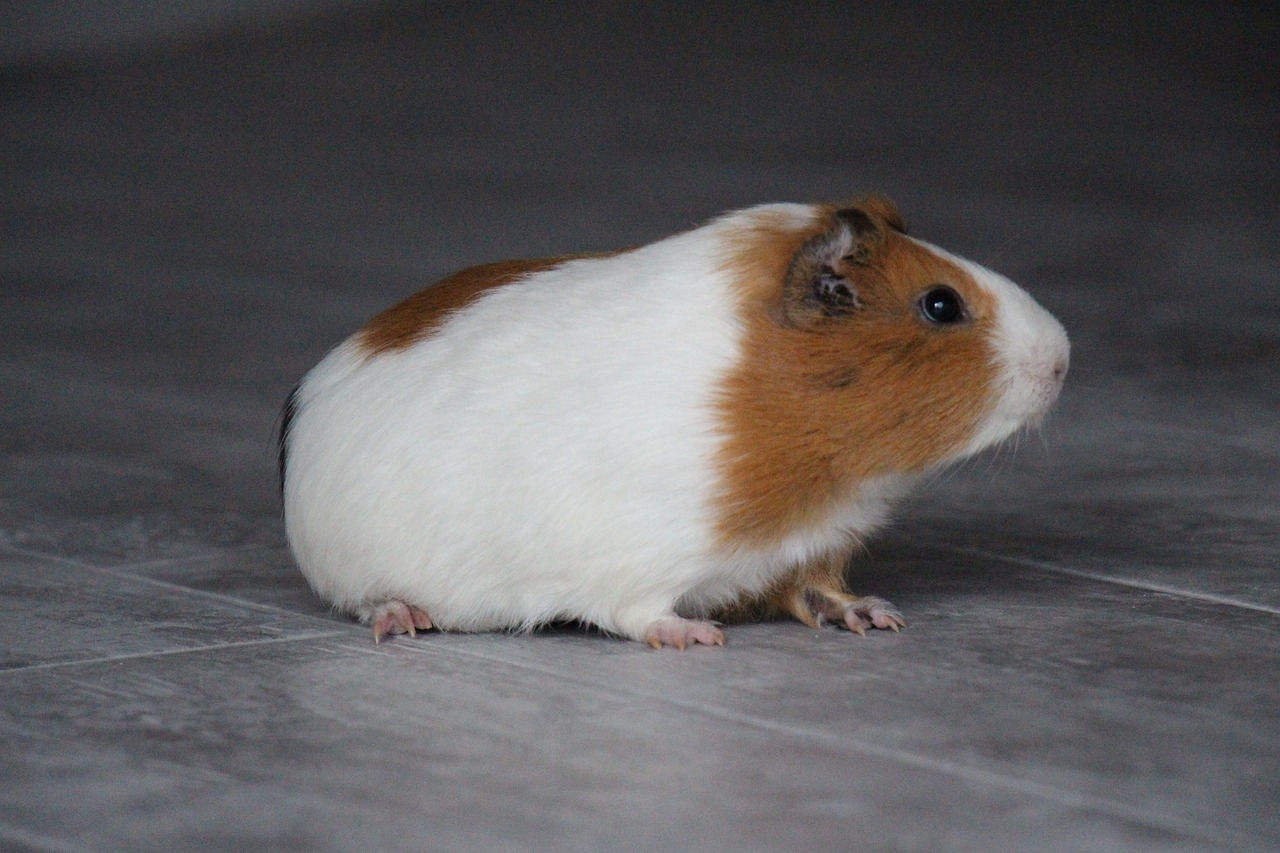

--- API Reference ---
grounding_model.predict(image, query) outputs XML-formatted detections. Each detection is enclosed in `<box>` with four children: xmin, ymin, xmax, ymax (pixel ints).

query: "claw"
<box><xmin>830</xmin><ymin>595</ymin><xmax>905</xmax><ymax>638</ymax></box>
<box><xmin>368</xmin><ymin>601</ymin><xmax>434</xmax><ymax>644</ymax></box>
<box><xmin>409</xmin><ymin>606</ymin><xmax>434</xmax><ymax>632</ymax></box>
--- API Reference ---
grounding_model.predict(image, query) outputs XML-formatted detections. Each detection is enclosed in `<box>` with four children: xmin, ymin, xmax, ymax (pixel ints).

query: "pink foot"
<box><xmin>644</xmin><ymin>618</ymin><xmax>725</xmax><ymax>650</ymax></box>
<box><xmin>841</xmin><ymin>596</ymin><xmax>905</xmax><ymax>636</ymax></box>
<box><xmin>369</xmin><ymin>601</ymin><xmax>434</xmax><ymax>643</ymax></box>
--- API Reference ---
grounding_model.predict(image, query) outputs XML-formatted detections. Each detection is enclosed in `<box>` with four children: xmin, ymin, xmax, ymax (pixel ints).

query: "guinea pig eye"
<box><xmin>918</xmin><ymin>285</ymin><xmax>965</xmax><ymax>325</ymax></box>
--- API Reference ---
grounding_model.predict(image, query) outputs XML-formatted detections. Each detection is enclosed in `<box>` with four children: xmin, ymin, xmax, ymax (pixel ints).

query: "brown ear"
<box><xmin>853</xmin><ymin>193</ymin><xmax>907</xmax><ymax>233</ymax></box>
<box><xmin>781</xmin><ymin>208</ymin><xmax>884</xmax><ymax>326</ymax></box>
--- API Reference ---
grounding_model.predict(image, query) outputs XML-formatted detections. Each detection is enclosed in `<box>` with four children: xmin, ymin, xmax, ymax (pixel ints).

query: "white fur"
<box><xmin>286</xmin><ymin>206</ymin><xmax>801</xmax><ymax>640</ymax></box>
<box><xmin>284</xmin><ymin>205</ymin><xmax>1068</xmax><ymax>642</ymax></box>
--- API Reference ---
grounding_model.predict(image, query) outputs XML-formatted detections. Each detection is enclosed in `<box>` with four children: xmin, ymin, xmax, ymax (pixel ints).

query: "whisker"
<box><xmin>983</xmin><ymin>442</ymin><xmax>1002</xmax><ymax>475</ymax></box>
<box><xmin>982</xmin><ymin>226</ymin><xmax>1031</xmax><ymax>268</ymax></box>
<box><xmin>920</xmin><ymin>452</ymin><xmax>975</xmax><ymax>494</ymax></box>
<box><xmin>999</xmin><ymin>433</ymin><xmax>1020</xmax><ymax>473</ymax></box>
<box><xmin>936</xmin><ymin>455</ymin><xmax>972</xmax><ymax>485</ymax></box>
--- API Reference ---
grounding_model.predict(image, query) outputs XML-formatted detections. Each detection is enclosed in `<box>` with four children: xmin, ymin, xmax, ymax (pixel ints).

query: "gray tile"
<box><xmin>0</xmin><ymin>638</ymin><xmax>1227</xmax><ymax>852</ymax></box>
<box><xmin>124</xmin><ymin>546</ymin><xmax>341</xmax><ymax>623</ymax></box>
<box><xmin>397</xmin><ymin>555</ymin><xmax>1279</xmax><ymax>850</ymax></box>
<box><xmin>0</xmin><ymin>505</ymin><xmax>284</xmax><ymax>572</ymax></box>
<box><xmin>0</xmin><ymin>350</ymin><xmax>286</xmax><ymax>566</ymax></box>
<box><xmin>0</xmin><ymin>550</ymin><xmax>341</xmax><ymax>670</ymax></box>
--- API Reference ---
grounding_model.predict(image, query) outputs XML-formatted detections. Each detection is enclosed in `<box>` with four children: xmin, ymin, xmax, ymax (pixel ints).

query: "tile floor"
<box><xmin>1</xmin><ymin>3</ymin><xmax>1277</xmax><ymax>850</ymax></box>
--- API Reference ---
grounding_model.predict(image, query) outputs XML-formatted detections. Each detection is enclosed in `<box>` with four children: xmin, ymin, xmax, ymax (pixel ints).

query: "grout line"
<box><xmin>950</xmin><ymin>546</ymin><xmax>1280</xmax><ymax>617</ymax></box>
<box><xmin>0</xmin><ymin>541</ymin><xmax>346</xmax><ymax>627</ymax></box>
<box><xmin>0</xmin><ymin>543</ymin><xmax>1260</xmax><ymax>844</ymax></box>
<box><xmin>0</xmin><ymin>631</ymin><xmax>346</xmax><ymax>676</ymax></box>
<box><xmin>102</xmin><ymin>567</ymin><xmax>324</xmax><ymax>619</ymax></box>
<box><xmin>0</xmin><ymin>540</ymin><xmax>371</xmax><ymax>654</ymax></box>
<box><xmin>0</xmin><ymin>542</ymin><xmax>95</xmax><ymax>570</ymax></box>
<box><xmin>0</xmin><ymin>541</ymin><xmax>281</xmax><ymax>578</ymax></box>
<box><xmin>0</xmin><ymin>823</ymin><xmax>97</xmax><ymax>853</ymax></box>
<box><xmin>401</xmin><ymin>639</ymin><xmax>1246</xmax><ymax>849</ymax></box>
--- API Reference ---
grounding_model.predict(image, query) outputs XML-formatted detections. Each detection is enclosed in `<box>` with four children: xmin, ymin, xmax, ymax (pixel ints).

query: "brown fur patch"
<box><xmin>356</xmin><ymin>253</ymin><xmax>617</xmax><ymax>355</ymax></box>
<box><xmin>714</xmin><ymin>203</ymin><xmax>999</xmax><ymax>551</ymax></box>
<box><xmin>715</xmin><ymin>546</ymin><xmax>857</xmax><ymax>626</ymax></box>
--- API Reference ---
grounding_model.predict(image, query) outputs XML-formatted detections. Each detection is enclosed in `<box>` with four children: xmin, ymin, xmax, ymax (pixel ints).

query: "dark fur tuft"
<box><xmin>277</xmin><ymin>384</ymin><xmax>300</xmax><ymax>497</ymax></box>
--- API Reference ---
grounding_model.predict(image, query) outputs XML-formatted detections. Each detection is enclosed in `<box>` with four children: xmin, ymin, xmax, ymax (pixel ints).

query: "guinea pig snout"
<box><xmin>1024</xmin><ymin>336</ymin><xmax>1070</xmax><ymax>417</ymax></box>
<box><xmin>1045</xmin><ymin>347</ymin><xmax>1069</xmax><ymax>392</ymax></box>
<box><xmin>1052</xmin><ymin>354</ymin><xmax>1069</xmax><ymax>383</ymax></box>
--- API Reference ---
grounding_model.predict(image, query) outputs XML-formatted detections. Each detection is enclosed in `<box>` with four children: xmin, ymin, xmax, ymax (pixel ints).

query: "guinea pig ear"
<box><xmin>781</xmin><ymin>209</ymin><xmax>879</xmax><ymax>325</ymax></box>
<box><xmin>854</xmin><ymin>194</ymin><xmax>907</xmax><ymax>233</ymax></box>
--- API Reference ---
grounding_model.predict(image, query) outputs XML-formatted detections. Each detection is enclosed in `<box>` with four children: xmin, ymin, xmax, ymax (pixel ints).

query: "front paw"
<box><xmin>799</xmin><ymin>588</ymin><xmax>905</xmax><ymax>636</ymax></box>
<box><xmin>837</xmin><ymin>596</ymin><xmax>905</xmax><ymax>636</ymax></box>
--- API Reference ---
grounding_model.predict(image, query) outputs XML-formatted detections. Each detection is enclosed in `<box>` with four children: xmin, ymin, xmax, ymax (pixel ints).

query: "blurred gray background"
<box><xmin>2</xmin><ymin>1</ymin><xmax>1277</xmax><ymax>850</ymax></box>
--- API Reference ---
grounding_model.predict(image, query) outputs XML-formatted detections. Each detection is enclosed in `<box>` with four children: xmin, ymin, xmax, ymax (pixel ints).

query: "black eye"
<box><xmin>918</xmin><ymin>285</ymin><xmax>965</xmax><ymax>325</ymax></box>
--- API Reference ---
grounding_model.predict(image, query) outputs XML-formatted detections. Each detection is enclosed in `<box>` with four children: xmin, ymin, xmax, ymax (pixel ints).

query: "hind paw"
<box><xmin>368</xmin><ymin>601</ymin><xmax>434</xmax><ymax>643</ymax></box>
<box><xmin>644</xmin><ymin>618</ymin><xmax>725</xmax><ymax>650</ymax></box>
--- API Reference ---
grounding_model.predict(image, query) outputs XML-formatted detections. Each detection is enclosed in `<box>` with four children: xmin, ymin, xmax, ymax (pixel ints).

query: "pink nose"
<box><xmin>1052</xmin><ymin>357</ymin><xmax>1068</xmax><ymax>383</ymax></box>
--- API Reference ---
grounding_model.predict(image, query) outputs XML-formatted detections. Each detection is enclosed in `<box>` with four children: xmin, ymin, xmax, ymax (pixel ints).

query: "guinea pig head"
<box><xmin>714</xmin><ymin>198</ymin><xmax>1069</xmax><ymax>545</ymax></box>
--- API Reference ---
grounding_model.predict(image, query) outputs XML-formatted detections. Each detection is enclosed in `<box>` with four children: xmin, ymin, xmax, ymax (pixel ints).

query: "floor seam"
<box><xmin>0</xmin><ymin>543</ymin><xmax>1262</xmax><ymax>845</ymax></box>
<box><xmin>397</xmin><ymin>639</ymin><xmax>1247</xmax><ymax>849</ymax></box>
<box><xmin>0</xmin><ymin>630</ymin><xmax>347</xmax><ymax>676</ymax></box>
<box><xmin>0</xmin><ymin>823</ymin><xmax>96</xmax><ymax>853</ymax></box>
<box><xmin>0</xmin><ymin>541</ymin><xmax>346</xmax><ymax>625</ymax></box>
<box><xmin>952</xmin><ymin>547</ymin><xmax>1280</xmax><ymax>616</ymax></box>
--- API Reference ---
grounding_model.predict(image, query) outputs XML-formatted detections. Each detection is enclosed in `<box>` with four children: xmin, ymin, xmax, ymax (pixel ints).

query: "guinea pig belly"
<box><xmin>282</xmin><ymin>227</ymin><xmax>755</xmax><ymax>635</ymax></box>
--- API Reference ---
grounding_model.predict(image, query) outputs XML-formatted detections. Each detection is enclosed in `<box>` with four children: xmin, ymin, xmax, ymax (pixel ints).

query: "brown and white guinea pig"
<box><xmin>279</xmin><ymin>195</ymin><xmax>1069</xmax><ymax>649</ymax></box>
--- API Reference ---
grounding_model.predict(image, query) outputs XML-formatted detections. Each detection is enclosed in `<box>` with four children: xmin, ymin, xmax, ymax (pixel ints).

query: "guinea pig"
<box><xmin>279</xmin><ymin>195</ymin><xmax>1069</xmax><ymax>649</ymax></box>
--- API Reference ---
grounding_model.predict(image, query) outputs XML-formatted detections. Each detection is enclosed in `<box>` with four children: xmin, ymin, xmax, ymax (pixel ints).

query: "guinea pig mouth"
<box><xmin>1050</xmin><ymin>353</ymin><xmax>1069</xmax><ymax>388</ymax></box>
<box><xmin>1017</xmin><ymin>354</ymin><xmax>1070</xmax><ymax>431</ymax></box>
<box><xmin>965</xmin><ymin>352</ymin><xmax>1068</xmax><ymax>456</ymax></box>
<box><xmin>1029</xmin><ymin>354</ymin><xmax>1068</xmax><ymax>406</ymax></box>
<box><xmin>1011</xmin><ymin>328</ymin><xmax>1070</xmax><ymax>406</ymax></box>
